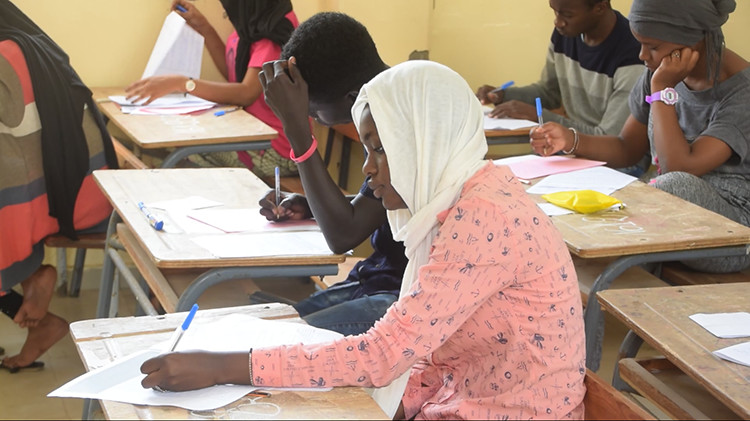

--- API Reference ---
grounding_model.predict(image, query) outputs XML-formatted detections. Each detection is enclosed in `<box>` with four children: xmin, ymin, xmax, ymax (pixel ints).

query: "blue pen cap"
<box><xmin>535</xmin><ymin>97</ymin><xmax>543</xmax><ymax>117</ymax></box>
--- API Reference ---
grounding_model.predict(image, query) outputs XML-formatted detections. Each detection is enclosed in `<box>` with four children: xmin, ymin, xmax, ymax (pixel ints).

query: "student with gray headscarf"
<box><xmin>531</xmin><ymin>0</ymin><xmax>750</xmax><ymax>273</ymax></box>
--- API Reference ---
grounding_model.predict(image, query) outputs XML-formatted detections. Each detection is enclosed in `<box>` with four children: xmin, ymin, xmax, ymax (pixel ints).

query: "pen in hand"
<box><xmin>489</xmin><ymin>80</ymin><xmax>514</xmax><ymax>94</ymax></box>
<box><xmin>153</xmin><ymin>303</ymin><xmax>198</xmax><ymax>393</ymax></box>
<box><xmin>535</xmin><ymin>97</ymin><xmax>548</xmax><ymax>155</ymax></box>
<box><xmin>164</xmin><ymin>303</ymin><xmax>198</xmax><ymax>353</ymax></box>
<box><xmin>274</xmin><ymin>166</ymin><xmax>281</xmax><ymax>220</ymax></box>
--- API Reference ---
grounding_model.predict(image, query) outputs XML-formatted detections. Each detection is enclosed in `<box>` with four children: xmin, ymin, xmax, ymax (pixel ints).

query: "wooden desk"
<box><xmin>597</xmin><ymin>283</ymin><xmax>750</xmax><ymax>419</ymax></box>
<box><xmin>71</xmin><ymin>303</ymin><xmax>387</xmax><ymax>420</ymax></box>
<box><xmin>526</xmin><ymin>180</ymin><xmax>750</xmax><ymax>370</ymax></box>
<box><xmin>93</xmin><ymin>168</ymin><xmax>345</xmax><ymax>316</ymax></box>
<box><xmin>90</xmin><ymin>87</ymin><xmax>277</xmax><ymax>168</ymax></box>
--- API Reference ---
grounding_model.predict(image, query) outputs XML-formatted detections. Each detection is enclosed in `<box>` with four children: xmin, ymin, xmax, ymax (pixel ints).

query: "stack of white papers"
<box><xmin>690</xmin><ymin>312</ymin><xmax>750</xmax><ymax>367</ymax></box>
<box><xmin>49</xmin><ymin>314</ymin><xmax>344</xmax><ymax>410</ymax></box>
<box><xmin>526</xmin><ymin>166</ymin><xmax>636</xmax><ymax>196</ymax></box>
<box><xmin>109</xmin><ymin>94</ymin><xmax>216</xmax><ymax>116</ymax></box>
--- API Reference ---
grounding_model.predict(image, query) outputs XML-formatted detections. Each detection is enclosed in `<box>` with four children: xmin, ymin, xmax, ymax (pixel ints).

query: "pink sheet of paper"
<box><xmin>506</xmin><ymin>156</ymin><xmax>606</xmax><ymax>180</ymax></box>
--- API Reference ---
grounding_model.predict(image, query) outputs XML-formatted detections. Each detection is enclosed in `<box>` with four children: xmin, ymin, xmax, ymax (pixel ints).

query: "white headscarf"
<box><xmin>351</xmin><ymin>60</ymin><xmax>488</xmax><ymax>417</ymax></box>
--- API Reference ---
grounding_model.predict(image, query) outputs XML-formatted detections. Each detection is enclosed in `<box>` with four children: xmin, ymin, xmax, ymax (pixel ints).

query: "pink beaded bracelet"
<box><xmin>289</xmin><ymin>137</ymin><xmax>318</xmax><ymax>163</ymax></box>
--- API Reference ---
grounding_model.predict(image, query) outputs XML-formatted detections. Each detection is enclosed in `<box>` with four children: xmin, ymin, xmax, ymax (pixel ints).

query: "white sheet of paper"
<box><xmin>484</xmin><ymin>115</ymin><xmax>538</xmax><ymax>131</ymax></box>
<box><xmin>49</xmin><ymin>315</ymin><xmax>344</xmax><ymax>411</ymax></box>
<box><xmin>481</xmin><ymin>105</ymin><xmax>538</xmax><ymax>131</ymax></box>
<box><xmin>526</xmin><ymin>166</ymin><xmax>636</xmax><ymax>195</ymax></box>
<box><xmin>142</xmin><ymin>11</ymin><xmax>204</xmax><ymax>80</ymax></box>
<box><xmin>689</xmin><ymin>312</ymin><xmax>750</xmax><ymax>338</ymax></box>
<box><xmin>493</xmin><ymin>154</ymin><xmax>543</xmax><ymax>167</ymax></box>
<box><xmin>187</xmin><ymin>208</ymin><xmax>319</xmax><ymax>234</ymax></box>
<box><xmin>126</xmin><ymin>104</ymin><xmax>216</xmax><ymax>116</ymax></box>
<box><xmin>191</xmin><ymin>231</ymin><xmax>333</xmax><ymax>258</ymax></box>
<box><xmin>148</xmin><ymin>196</ymin><xmax>223</xmax><ymax>212</ymax></box>
<box><xmin>143</xmin><ymin>197</ymin><xmax>225</xmax><ymax>234</ymax></box>
<box><xmin>109</xmin><ymin>94</ymin><xmax>215</xmax><ymax>109</ymax></box>
<box><xmin>713</xmin><ymin>341</ymin><xmax>750</xmax><ymax>367</ymax></box>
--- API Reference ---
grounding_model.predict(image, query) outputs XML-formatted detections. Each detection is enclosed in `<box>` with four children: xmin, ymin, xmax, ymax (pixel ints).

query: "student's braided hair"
<box><xmin>281</xmin><ymin>12</ymin><xmax>387</xmax><ymax>102</ymax></box>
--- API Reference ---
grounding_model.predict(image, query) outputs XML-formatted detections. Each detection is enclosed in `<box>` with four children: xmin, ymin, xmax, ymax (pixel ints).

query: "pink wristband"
<box><xmin>289</xmin><ymin>137</ymin><xmax>318</xmax><ymax>163</ymax></box>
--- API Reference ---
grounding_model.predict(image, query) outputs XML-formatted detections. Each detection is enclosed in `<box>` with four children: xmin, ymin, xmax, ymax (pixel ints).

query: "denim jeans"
<box><xmin>294</xmin><ymin>282</ymin><xmax>397</xmax><ymax>336</ymax></box>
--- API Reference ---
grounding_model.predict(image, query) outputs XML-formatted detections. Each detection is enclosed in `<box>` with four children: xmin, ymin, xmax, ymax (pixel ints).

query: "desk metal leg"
<box><xmin>612</xmin><ymin>330</ymin><xmax>644</xmax><ymax>391</ymax></box>
<box><xmin>160</xmin><ymin>141</ymin><xmax>272</xmax><ymax>168</ymax></box>
<box><xmin>175</xmin><ymin>265</ymin><xmax>340</xmax><ymax>312</ymax></box>
<box><xmin>584</xmin><ymin>244</ymin><xmax>750</xmax><ymax>371</ymax></box>
<box><xmin>95</xmin><ymin>212</ymin><xmax>121</xmax><ymax>318</ymax></box>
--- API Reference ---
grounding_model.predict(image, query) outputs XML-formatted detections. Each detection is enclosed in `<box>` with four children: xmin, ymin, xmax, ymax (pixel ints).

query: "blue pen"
<box><xmin>165</xmin><ymin>304</ymin><xmax>198</xmax><ymax>353</ymax></box>
<box><xmin>490</xmin><ymin>80</ymin><xmax>514</xmax><ymax>94</ymax></box>
<box><xmin>175</xmin><ymin>4</ymin><xmax>187</xmax><ymax>13</ymax></box>
<box><xmin>214</xmin><ymin>106</ymin><xmax>241</xmax><ymax>117</ymax></box>
<box><xmin>274</xmin><ymin>166</ymin><xmax>281</xmax><ymax>220</ymax></box>
<box><xmin>138</xmin><ymin>201</ymin><xmax>164</xmax><ymax>231</ymax></box>
<box><xmin>535</xmin><ymin>97</ymin><xmax>544</xmax><ymax>125</ymax></box>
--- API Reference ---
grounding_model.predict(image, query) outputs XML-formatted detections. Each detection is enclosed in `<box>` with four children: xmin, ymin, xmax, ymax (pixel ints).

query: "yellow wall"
<box><xmin>13</xmin><ymin>1</ymin><xmax>750</xmax><ymax>90</ymax></box>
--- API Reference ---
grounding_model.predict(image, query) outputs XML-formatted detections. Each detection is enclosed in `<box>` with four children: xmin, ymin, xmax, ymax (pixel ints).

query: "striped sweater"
<box><xmin>504</xmin><ymin>11</ymin><xmax>643</xmax><ymax>135</ymax></box>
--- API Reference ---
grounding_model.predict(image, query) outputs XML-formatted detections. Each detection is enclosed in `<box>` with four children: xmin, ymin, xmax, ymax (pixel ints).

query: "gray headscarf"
<box><xmin>629</xmin><ymin>0</ymin><xmax>736</xmax><ymax>84</ymax></box>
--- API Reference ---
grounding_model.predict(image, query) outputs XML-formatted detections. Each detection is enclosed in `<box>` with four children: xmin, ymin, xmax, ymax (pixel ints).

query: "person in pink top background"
<box><xmin>139</xmin><ymin>60</ymin><xmax>586</xmax><ymax>420</ymax></box>
<box><xmin>126</xmin><ymin>0</ymin><xmax>298</xmax><ymax>178</ymax></box>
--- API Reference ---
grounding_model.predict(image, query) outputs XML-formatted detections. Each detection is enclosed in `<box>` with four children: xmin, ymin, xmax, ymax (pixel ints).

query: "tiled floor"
<box><xmin>2</xmin><ymin>266</ymin><xmax>662</xmax><ymax>420</ymax></box>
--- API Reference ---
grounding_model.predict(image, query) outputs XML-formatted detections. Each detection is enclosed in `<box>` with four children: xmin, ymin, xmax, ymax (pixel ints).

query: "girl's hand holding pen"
<box><xmin>258</xmin><ymin>190</ymin><xmax>312</xmax><ymax>222</ymax></box>
<box><xmin>529</xmin><ymin>122</ymin><xmax>570</xmax><ymax>157</ymax></box>
<box><xmin>141</xmin><ymin>351</ymin><xmax>236</xmax><ymax>392</ymax></box>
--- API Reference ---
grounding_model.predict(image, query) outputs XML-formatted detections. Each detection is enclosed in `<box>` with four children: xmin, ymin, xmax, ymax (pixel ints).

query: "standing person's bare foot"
<box><xmin>1</xmin><ymin>312</ymin><xmax>68</xmax><ymax>371</ymax></box>
<box><xmin>14</xmin><ymin>265</ymin><xmax>56</xmax><ymax>326</ymax></box>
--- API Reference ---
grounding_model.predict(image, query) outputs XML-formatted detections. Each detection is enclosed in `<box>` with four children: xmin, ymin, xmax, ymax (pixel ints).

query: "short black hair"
<box><xmin>281</xmin><ymin>12</ymin><xmax>387</xmax><ymax>102</ymax></box>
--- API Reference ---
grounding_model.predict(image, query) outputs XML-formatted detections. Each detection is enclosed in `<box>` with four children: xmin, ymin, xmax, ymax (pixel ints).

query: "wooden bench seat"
<box><xmin>573</xmin><ymin>256</ymin><xmax>669</xmax><ymax>307</ymax></box>
<box><xmin>618</xmin><ymin>357</ymin><xmax>741</xmax><ymax>420</ymax></box>
<box><xmin>659</xmin><ymin>262</ymin><xmax>750</xmax><ymax>286</ymax></box>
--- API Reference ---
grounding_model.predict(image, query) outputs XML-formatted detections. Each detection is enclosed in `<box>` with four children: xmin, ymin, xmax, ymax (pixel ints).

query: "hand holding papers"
<box><xmin>49</xmin><ymin>314</ymin><xmax>344</xmax><ymax>411</ymax></box>
<box><xmin>142</xmin><ymin>12</ymin><xmax>203</xmax><ymax>80</ymax></box>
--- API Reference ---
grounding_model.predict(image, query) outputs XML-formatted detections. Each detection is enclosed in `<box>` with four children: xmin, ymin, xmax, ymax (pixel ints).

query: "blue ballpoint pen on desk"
<box><xmin>137</xmin><ymin>201</ymin><xmax>164</xmax><ymax>231</ymax></box>
<box><xmin>489</xmin><ymin>80</ymin><xmax>514</xmax><ymax>94</ymax></box>
<box><xmin>214</xmin><ymin>106</ymin><xmax>241</xmax><ymax>117</ymax></box>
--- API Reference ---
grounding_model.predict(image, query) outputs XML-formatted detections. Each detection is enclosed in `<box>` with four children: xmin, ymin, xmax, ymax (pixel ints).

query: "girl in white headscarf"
<box><xmin>531</xmin><ymin>0</ymin><xmax>750</xmax><ymax>275</ymax></box>
<box><xmin>140</xmin><ymin>60</ymin><xmax>586</xmax><ymax>420</ymax></box>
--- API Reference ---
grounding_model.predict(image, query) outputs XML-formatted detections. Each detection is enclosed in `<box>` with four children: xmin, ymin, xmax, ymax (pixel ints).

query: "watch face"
<box><xmin>185</xmin><ymin>79</ymin><xmax>196</xmax><ymax>92</ymax></box>
<box><xmin>662</xmin><ymin>88</ymin><xmax>678</xmax><ymax>105</ymax></box>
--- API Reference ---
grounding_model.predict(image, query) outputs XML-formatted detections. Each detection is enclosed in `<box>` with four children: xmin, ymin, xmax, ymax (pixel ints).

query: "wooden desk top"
<box><xmin>536</xmin><ymin>180</ymin><xmax>750</xmax><ymax>258</ymax></box>
<box><xmin>93</xmin><ymin>168</ymin><xmax>344</xmax><ymax>268</ymax></box>
<box><xmin>70</xmin><ymin>304</ymin><xmax>388</xmax><ymax>420</ymax></box>
<box><xmin>597</xmin><ymin>283</ymin><xmax>750</xmax><ymax>419</ymax></box>
<box><xmin>90</xmin><ymin>87</ymin><xmax>277</xmax><ymax>149</ymax></box>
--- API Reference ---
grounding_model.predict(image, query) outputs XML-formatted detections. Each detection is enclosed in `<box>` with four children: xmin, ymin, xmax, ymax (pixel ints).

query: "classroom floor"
<box><xmin>1</xmin><ymin>266</ymin><xmax>665</xmax><ymax>420</ymax></box>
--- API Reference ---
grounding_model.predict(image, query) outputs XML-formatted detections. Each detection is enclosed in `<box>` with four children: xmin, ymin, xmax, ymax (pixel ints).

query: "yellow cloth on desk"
<box><xmin>542</xmin><ymin>190</ymin><xmax>623</xmax><ymax>214</ymax></box>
